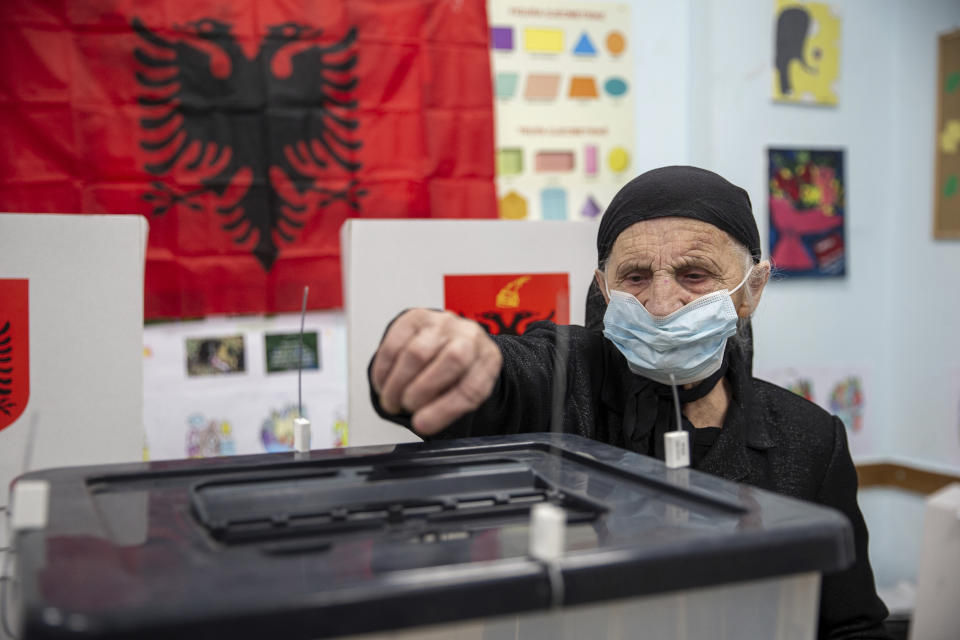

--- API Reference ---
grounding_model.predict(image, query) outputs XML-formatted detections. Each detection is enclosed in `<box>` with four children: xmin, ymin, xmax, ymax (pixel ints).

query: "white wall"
<box><xmin>683</xmin><ymin>0</ymin><xmax>960</xmax><ymax>471</ymax></box>
<box><xmin>888</xmin><ymin>1</ymin><xmax>960</xmax><ymax>470</ymax></box>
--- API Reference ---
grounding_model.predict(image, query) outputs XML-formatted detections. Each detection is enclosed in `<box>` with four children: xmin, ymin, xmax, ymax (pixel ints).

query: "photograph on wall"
<box><xmin>488</xmin><ymin>0</ymin><xmax>635</xmax><ymax>220</ymax></box>
<box><xmin>264</xmin><ymin>332</ymin><xmax>320</xmax><ymax>373</ymax></box>
<box><xmin>185</xmin><ymin>335</ymin><xmax>246</xmax><ymax>376</ymax></box>
<box><xmin>444</xmin><ymin>273</ymin><xmax>569</xmax><ymax>335</ymax></box>
<box><xmin>935</xmin><ymin>29</ymin><xmax>960</xmax><ymax>238</ymax></box>
<box><xmin>772</xmin><ymin>0</ymin><xmax>841</xmax><ymax>106</ymax></box>
<box><xmin>768</xmin><ymin>148</ymin><xmax>846</xmax><ymax>277</ymax></box>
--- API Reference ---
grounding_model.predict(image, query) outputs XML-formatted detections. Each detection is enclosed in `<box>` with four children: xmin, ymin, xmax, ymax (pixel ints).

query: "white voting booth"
<box><xmin>341</xmin><ymin>219</ymin><xmax>599</xmax><ymax>446</ymax></box>
<box><xmin>0</xmin><ymin>214</ymin><xmax>147</xmax><ymax>510</ymax></box>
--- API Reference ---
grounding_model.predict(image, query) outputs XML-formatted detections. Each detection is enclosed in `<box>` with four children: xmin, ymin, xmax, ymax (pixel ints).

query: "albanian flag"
<box><xmin>0</xmin><ymin>1</ymin><xmax>496</xmax><ymax>318</ymax></box>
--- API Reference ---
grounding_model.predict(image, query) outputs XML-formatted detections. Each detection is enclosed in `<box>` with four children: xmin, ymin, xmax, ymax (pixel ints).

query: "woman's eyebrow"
<box><xmin>615</xmin><ymin>261</ymin><xmax>650</xmax><ymax>278</ymax></box>
<box><xmin>675</xmin><ymin>255</ymin><xmax>722</xmax><ymax>272</ymax></box>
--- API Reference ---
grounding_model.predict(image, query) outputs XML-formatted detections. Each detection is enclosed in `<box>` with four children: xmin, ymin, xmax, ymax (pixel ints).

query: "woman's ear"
<box><xmin>594</xmin><ymin>269</ymin><xmax>610</xmax><ymax>304</ymax></box>
<box><xmin>736</xmin><ymin>260</ymin><xmax>771</xmax><ymax>317</ymax></box>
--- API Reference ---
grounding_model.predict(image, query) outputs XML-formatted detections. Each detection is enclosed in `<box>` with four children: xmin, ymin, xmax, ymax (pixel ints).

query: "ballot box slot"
<box><xmin>190</xmin><ymin>462</ymin><xmax>607</xmax><ymax>547</ymax></box>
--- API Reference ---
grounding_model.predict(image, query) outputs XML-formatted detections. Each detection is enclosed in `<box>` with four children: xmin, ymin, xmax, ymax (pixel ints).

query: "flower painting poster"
<box><xmin>768</xmin><ymin>148</ymin><xmax>846</xmax><ymax>277</ymax></box>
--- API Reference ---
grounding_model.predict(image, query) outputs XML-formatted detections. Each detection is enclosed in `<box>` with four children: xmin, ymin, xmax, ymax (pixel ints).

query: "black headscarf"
<box><xmin>596</xmin><ymin>165</ymin><xmax>761</xmax><ymax>267</ymax></box>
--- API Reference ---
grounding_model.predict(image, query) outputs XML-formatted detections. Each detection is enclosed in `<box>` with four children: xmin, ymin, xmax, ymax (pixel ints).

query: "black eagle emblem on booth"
<box><xmin>0</xmin><ymin>321</ymin><xmax>14</xmax><ymax>418</ymax></box>
<box><xmin>133</xmin><ymin>17</ymin><xmax>365</xmax><ymax>270</ymax></box>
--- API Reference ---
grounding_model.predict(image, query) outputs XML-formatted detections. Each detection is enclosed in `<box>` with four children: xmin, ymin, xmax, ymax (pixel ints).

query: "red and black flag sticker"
<box><xmin>444</xmin><ymin>273</ymin><xmax>569</xmax><ymax>336</ymax></box>
<box><xmin>0</xmin><ymin>279</ymin><xmax>29</xmax><ymax>431</ymax></box>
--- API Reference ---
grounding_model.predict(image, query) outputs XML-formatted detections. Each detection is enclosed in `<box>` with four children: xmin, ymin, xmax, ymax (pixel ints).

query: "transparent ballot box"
<box><xmin>5</xmin><ymin>434</ymin><xmax>852</xmax><ymax>639</ymax></box>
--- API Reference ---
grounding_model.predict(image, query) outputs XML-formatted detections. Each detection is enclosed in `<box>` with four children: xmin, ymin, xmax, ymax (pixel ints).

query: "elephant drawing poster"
<box><xmin>444</xmin><ymin>273</ymin><xmax>569</xmax><ymax>335</ymax></box>
<box><xmin>772</xmin><ymin>1</ymin><xmax>841</xmax><ymax>106</ymax></box>
<box><xmin>768</xmin><ymin>148</ymin><xmax>846</xmax><ymax>277</ymax></box>
<box><xmin>935</xmin><ymin>29</ymin><xmax>960</xmax><ymax>238</ymax></box>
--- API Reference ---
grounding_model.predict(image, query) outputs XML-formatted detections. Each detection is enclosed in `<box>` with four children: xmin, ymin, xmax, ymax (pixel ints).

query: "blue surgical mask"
<box><xmin>602</xmin><ymin>268</ymin><xmax>752</xmax><ymax>385</ymax></box>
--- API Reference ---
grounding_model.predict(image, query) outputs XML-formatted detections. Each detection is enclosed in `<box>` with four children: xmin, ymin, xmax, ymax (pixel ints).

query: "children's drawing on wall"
<box><xmin>261</xmin><ymin>404</ymin><xmax>305</xmax><ymax>452</ymax></box>
<box><xmin>829</xmin><ymin>376</ymin><xmax>864</xmax><ymax>433</ymax></box>
<box><xmin>186</xmin><ymin>335</ymin><xmax>246</xmax><ymax>376</ymax></box>
<box><xmin>768</xmin><ymin>148</ymin><xmax>846</xmax><ymax>277</ymax></box>
<box><xmin>772</xmin><ymin>0</ymin><xmax>841</xmax><ymax>106</ymax></box>
<box><xmin>186</xmin><ymin>413</ymin><xmax>236</xmax><ymax>458</ymax></box>
<box><xmin>934</xmin><ymin>29</ymin><xmax>960</xmax><ymax>237</ymax></box>
<box><xmin>444</xmin><ymin>273</ymin><xmax>569</xmax><ymax>335</ymax></box>
<box><xmin>756</xmin><ymin>365</ymin><xmax>872</xmax><ymax>457</ymax></box>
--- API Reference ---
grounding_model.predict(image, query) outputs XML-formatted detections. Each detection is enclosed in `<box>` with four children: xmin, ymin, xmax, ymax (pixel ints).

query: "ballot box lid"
<box><xmin>9</xmin><ymin>433</ymin><xmax>853</xmax><ymax>639</ymax></box>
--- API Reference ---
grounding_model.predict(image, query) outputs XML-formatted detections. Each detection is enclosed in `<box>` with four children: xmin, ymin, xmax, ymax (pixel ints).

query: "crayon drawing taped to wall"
<box><xmin>935</xmin><ymin>29</ymin><xmax>960</xmax><ymax>237</ymax></box>
<box><xmin>768</xmin><ymin>148</ymin><xmax>846</xmax><ymax>277</ymax></box>
<box><xmin>772</xmin><ymin>0</ymin><xmax>841</xmax><ymax>106</ymax></box>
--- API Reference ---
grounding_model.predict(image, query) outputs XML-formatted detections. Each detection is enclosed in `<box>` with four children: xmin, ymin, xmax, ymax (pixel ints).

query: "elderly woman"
<box><xmin>369</xmin><ymin>166</ymin><xmax>889</xmax><ymax>638</ymax></box>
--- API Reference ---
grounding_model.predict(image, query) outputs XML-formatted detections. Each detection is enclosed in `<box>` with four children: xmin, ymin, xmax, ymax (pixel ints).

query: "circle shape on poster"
<box><xmin>604</xmin><ymin>77</ymin><xmax>628</xmax><ymax>97</ymax></box>
<box><xmin>499</xmin><ymin>191</ymin><xmax>528</xmax><ymax>219</ymax></box>
<box><xmin>606</xmin><ymin>31</ymin><xmax>626</xmax><ymax>56</ymax></box>
<box><xmin>608</xmin><ymin>147</ymin><xmax>630</xmax><ymax>172</ymax></box>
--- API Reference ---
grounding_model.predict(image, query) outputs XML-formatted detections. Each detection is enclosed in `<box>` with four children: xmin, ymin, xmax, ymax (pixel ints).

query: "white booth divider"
<box><xmin>341</xmin><ymin>219</ymin><xmax>600</xmax><ymax>446</ymax></box>
<box><xmin>0</xmin><ymin>214</ymin><xmax>147</xmax><ymax>510</ymax></box>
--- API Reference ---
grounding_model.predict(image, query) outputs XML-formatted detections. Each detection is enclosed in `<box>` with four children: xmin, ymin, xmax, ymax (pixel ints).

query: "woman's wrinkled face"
<box><xmin>597</xmin><ymin>217</ymin><xmax>753</xmax><ymax>317</ymax></box>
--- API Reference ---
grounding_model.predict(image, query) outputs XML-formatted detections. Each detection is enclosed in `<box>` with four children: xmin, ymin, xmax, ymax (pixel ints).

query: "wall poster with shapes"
<box><xmin>755</xmin><ymin>365</ymin><xmax>872</xmax><ymax>457</ymax></box>
<box><xmin>488</xmin><ymin>0</ymin><xmax>635</xmax><ymax>221</ymax></box>
<box><xmin>768</xmin><ymin>148</ymin><xmax>846</xmax><ymax>277</ymax></box>
<box><xmin>935</xmin><ymin>29</ymin><xmax>960</xmax><ymax>238</ymax></box>
<box><xmin>444</xmin><ymin>273</ymin><xmax>569</xmax><ymax>335</ymax></box>
<box><xmin>144</xmin><ymin>312</ymin><xmax>347</xmax><ymax>461</ymax></box>
<box><xmin>772</xmin><ymin>0</ymin><xmax>841</xmax><ymax>106</ymax></box>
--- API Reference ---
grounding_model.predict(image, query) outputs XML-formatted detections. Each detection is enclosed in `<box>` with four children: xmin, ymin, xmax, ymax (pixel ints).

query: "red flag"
<box><xmin>444</xmin><ymin>273</ymin><xmax>570</xmax><ymax>335</ymax></box>
<box><xmin>0</xmin><ymin>1</ymin><xmax>496</xmax><ymax>318</ymax></box>
<box><xmin>0</xmin><ymin>279</ymin><xmax>29</xmax><ymax>431</ymax></box>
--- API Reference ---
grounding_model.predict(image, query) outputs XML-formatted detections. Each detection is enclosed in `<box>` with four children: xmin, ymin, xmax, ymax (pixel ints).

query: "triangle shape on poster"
<box><xmin>573</xmin><ymin>32</ymin><xmax>597</xmax><ymax>56</ymax></box>
<box><xmin>581</xmin><ymin>195</ymin><xmax>602</xmax><ymax>218</ymax></box>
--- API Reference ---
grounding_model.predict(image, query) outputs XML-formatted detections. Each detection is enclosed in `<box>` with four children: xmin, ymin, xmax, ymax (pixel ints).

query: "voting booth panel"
<box><xmin>0</xmin><ymin>214</ymin><xmax>147</xmax><ymax>508</ymax></box>
<box><xmin>341</xmin><ymin>220</ymin><xmax>600</xmax><ymax>446</ymax></box>
<box><xmin>5</xmin><ymin>434</ymin><xmax>847</xmax><ymax>639</ymax></box>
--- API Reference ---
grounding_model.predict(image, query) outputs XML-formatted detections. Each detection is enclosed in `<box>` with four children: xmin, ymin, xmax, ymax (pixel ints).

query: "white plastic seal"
<box><xmin>10</xmin><ymin>480</ymin><xmax>50</xmax><ymax>530</ymax></box>
<box><xmin>293</xmin><ymin>417</ymin><xmax>312</xmax><ymax>454</ymax></box>
<box><xmin>529</xmin><ymin>502</ymin><xmax>566</xmax><ymax>561</ymax></box>
<box><xmin>664</xmin><ymin>430</ymin><xmax>690</xmax><ymax>469</ymax></box>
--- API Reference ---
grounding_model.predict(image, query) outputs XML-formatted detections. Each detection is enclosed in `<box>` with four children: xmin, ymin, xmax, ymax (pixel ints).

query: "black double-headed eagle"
<box><xmin>133</xmin><ymin>17</ymin><xmax>365</xmax><ymax>269</ymax></box>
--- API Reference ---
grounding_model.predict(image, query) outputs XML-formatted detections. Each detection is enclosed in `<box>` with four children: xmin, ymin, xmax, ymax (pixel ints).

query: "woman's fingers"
<box><xmin>410</xmin><ymin>341</ymin><xmax>502</xmax><ymax>435</ymax></box>
<box><xmin>372</xmin><ymin>310</ymin><xmax>502</xmax><ymax>431</ymax></box>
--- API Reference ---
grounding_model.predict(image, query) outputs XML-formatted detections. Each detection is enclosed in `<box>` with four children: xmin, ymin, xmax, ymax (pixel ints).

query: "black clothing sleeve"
<box><xmin>370</xmin><ymin>321</ymin><xmax>591</xmax><ymax>440</ymax></box>
<box><xmin>815</xmin><ymin>418</ymin><xmax>891</xmax><ymax>640</ymax></box>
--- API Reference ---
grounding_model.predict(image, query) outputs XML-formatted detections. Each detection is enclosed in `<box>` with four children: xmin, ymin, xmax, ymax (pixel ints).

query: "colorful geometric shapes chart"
<box><xmin>604</xmin><ymin>76</ymin><xmax>628</xmax><ymax>97</ymax></box>
<box><xmin>524</xmin><ymin>74</ymin><xmax>561</xmax><ymax>100</ymax></box>
<box><xmin>580</xmin><ymin>195</ymin><xmax>602</xmax><ymax>219</ymax></box>
<box><xmin>495</xmin><ymin>72</ymin><xmax>519</xmax><ymax>99</ymax></box>
<box><xmin>573</xmin><ymin>32</ymin><xmax>597</xmax><ymax>56</ymax></box>
<box><xmin>535</xmin><ymin>151</ymin><xmax>575</xmax><ymax>172</ymax></box>
<box><xmin>524</xmin><ymin>28</ymin><xmax>564</xmax><ymax>53</ymax></box>
<box><xmin>607</xmin><ymin>147</ymin><xmax>630</xmax><ymax>172</ymax></box>
<box><xmin>584</xmin><ymin>145</ymin><xmax>598</xmax><ymax>176</ymax></box>
<box><xmin>541</xmin><ymin>188</ymin><xmax>568</xmax><ymax>220</ymax></box>
<box><xmin>606</xmin><ymin>31</ymin><xmax>626</xmax><ymax>56</ymax></box>
<box><xmin>499</xmin><ymin>191</ymin><xmax>528</xmax><ymax>219</ymax></box>
<box><xmin>490</xmin><ymin>26</ymin><xmax>514</xmax><ymax>51</ymax></box>
<box><xmin>569</xmin><ymin>76</ymin><xmax>599</xmax><ymax>99</ymax></box>
<box><xmin>496</xmin><ymin>148</ymin><xmax>523</xmax><ymax>176</ymax></box>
